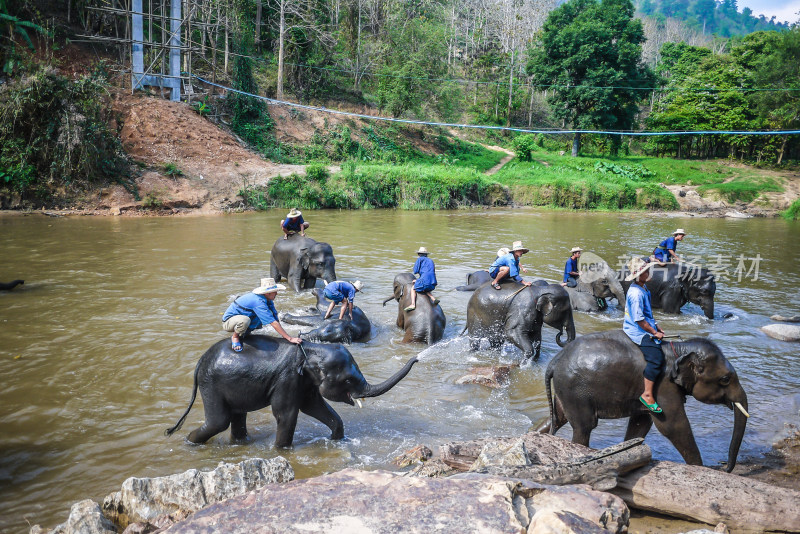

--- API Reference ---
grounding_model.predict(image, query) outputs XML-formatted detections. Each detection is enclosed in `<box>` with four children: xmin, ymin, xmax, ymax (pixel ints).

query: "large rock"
<box><xmin>770</xmin><ymin>314</ymin><xmax>800</xmax><ymax>323</ymax></box>
<box><xmin>103</xmin><ymin>457</ymin><xmax>293</xmax><ymax>528</ymax></box>
<box><xmin>164</xmin><ymin>469</ymin><xmax>629</xmax><ymax>534</ymax></box>
<box><xmin>761</xmin><ymin>323</ymin><xmax>800</xmax><ymax>342</ymax></box>
<box><xmin>469</xmin><ymin>438</ymin><xmax>532</xmax><ymax>471</ymax></box>
<box><xmin>455</xmin><ymin>365</ymin><xmax>516</xmax><ymax>388</ymax></box>
<box><xmin>30</xmin><ymin>499</ymin><xmax>116</xmax><ymax>534</ymax></box>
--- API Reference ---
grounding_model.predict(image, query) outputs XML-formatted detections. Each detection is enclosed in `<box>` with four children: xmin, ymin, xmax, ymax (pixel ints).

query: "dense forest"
<box><xmin>1</xmin><ymin>0</ymin><xmax>799</xmax><ymax>203</ymax></box>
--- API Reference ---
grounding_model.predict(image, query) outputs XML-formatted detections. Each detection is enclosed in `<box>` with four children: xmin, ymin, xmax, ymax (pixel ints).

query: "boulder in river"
<box><xmin>770</xmin><ymin>314</ymin><xmax>800</xmax><ymax>323</ymax></box>
<box><xmin>102</xmin><ymin>456</ymin><xmax>293</xmax><ymax>529</ymax></box>
<box><xmin>455</xmin><ymin>364</ymin><xmax>517</xmax><ymax>388</ymax></box>
<box><xmin>393</xmin><ymin>445</ymin><xmax>433</xmax><ymax>467</ymax></box>
<box><xmin>760</xmin><ymin>323</ymin><xmax>800</xmax><ymax>342</ymax></box>
<box><xmin>30</xmin><ymin>499</ymin><xmax>116</xmax><ymax>534</ymax></box>
<box><xmin>165</xmin><ymin>468</ymin><xmax>630</xmax><ymax>534</ymax></box>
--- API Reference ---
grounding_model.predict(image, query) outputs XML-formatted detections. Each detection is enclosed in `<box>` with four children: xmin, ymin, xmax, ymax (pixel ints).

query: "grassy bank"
<box><xmin>242</xmin><ymin>162</ymin><xmax>505</xmax><ymax>210</ymax></box>
<box><xmin>784</xmin><ymin>199</ymin><xmax>800</xmax><ymax>220</ymax></box>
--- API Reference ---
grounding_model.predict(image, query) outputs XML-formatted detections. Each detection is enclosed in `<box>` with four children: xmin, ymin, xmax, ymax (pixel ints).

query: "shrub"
<box><xmin>512</xmin><ymin>135</ymin><xmax>538</xmax><ymax>162</ymax></box>
<box><xmin>783</xmin><ymin>199</ymin><xmax>800</xmax><ymax>220</ymax></box>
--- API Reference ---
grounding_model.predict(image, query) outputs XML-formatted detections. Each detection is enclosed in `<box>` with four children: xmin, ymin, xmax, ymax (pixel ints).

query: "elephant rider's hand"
<box><xmin>522</xmin><ymin>267</ymin><xmax>529</xmax><ymax>273</ymax></box>
<box><xmin>522</xmin><ymin>281</ymin><xmax>532</xmax><ymax>287</ymax></box>
<box><xmin>288</xmin><ymin>337</ymin><xmax>302</xmax><ymax>344</ymax></box>
<box><xmin>654</xmin><ymin>331</ymin><xmax>665</xmax><ymax>341</ymax></box>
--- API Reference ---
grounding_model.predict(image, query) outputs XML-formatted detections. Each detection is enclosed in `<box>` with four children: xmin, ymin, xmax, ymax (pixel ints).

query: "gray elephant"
<box><xmin>621</xmin><ymin>262</ymin><xmax>716</xmax><ymax>319</ymax></box>
<box><xmin>0</xmin><ymin>280</ymin><xmax>24</xmax><ymax>291</ymax></box>
<box><xmin>382</xmin><ymin>273</ymin><xmax>446</xmax><ymax>344</ymax></box>
<box><xmin>281</xmin><ymin>288</ymin><xmax>371</xmax><ymax>343</ymax></box>
<box><xmin>540</xmin><ymin>330</ymin><xmax>748</xmax><ymax>472</ymax></box>
<box><xmin>270</xmin><ymin>234</ymin><xmax>337</xmax><ymax>292</ymax></box>
<box><xmin>455</xmin><ymin>270</ymin><xmax>492</xmax><ymax>291</ymax></box>
<box><xmin>563</xmin><ymin>261</ymin><xmax>626</xmax><ymax>312</ymax></box>
<box><xmin>465</xmin><ymin>280</ymin><xmax>576</xmax><ymax>360</ymax></box>
<box><xmin>166</xmin><ymin>335</ymin><xmax>417</xmax><ymax>447</ymax></box>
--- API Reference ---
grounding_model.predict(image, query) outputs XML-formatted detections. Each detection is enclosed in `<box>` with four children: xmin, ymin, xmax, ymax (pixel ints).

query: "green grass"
<box><xmin>783</xmin><ymin>199</ymin><xmax>800</xmax><ymax>220</ymax></box>
<box><xmin>241</xmin><ymin>162</ymin><xmax>504</xmax><ymax>211</ymax></box>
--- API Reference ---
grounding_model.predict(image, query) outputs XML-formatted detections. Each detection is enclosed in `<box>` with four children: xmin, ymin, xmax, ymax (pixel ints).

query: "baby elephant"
<box><xmin>281</xmin><ymin>288</ymin><xmax>371</xmax><ymax>343</ymax></box>
<box><xmin>166</xmin><ymin>335</ymin><xmax>417</xmax><ymax>447</ymax></box>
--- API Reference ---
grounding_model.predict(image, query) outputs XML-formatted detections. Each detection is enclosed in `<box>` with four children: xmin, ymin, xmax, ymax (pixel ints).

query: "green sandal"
<box><xmin>639</xmin><ymin>396</ymin><xmax>663</xmax><ymax>414</ymax></box>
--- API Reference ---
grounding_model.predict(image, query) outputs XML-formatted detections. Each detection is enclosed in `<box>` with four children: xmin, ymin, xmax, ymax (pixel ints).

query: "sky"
<box><xmin>738</xmin><ymin>0</ymin><xmax>800</xmax><ymax>23</ymax></box>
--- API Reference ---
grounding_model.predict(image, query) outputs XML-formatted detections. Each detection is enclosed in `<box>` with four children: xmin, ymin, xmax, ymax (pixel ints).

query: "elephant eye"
<box><xmin>719</xmin><ymin>375</ymin><xmax>731</xmax><ymax>386</ymax></box>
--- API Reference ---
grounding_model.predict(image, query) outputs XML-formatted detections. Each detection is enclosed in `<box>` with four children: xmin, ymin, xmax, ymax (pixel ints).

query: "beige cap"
<box><xmin>511</xmin><ymin>241</ymin><xmax>529</xmax><ymax>254</ymax></box>
<box><xmin>497</xmin><ymin>247</ymin><xmax>510</xmax><ymax>257</ymax></box>
<box><xmin>287</xmin><ymin>208</ymin><xmax>302</xmax><ymax>218</ymax></box>
<box><xmin>352</xmin><ymin>280</ymin><xmax>364</xmax><ymax>291</ymax></box>
<box><xmin>417</xmin><ymin>247</ymin><xmax>429</xmax><ymax>255</ymax></box>
<box><xmin>673</xmin><ymin>228</ymin><xmax>686</xmax><ymax>236</ymax></box>
<box><xmin>570</xmin><ymin>247</ymin><xmax>583</xmax><ymax>254</ymax></box>
<box><xmin>625</xmin><ymin>258</ymin><xmax>654</xmax><ymax>282</ymax></box>
<box><xmin>253</xmin><ymin>277</ymin><xmax>286</xmax><ymax>294</ymax></box>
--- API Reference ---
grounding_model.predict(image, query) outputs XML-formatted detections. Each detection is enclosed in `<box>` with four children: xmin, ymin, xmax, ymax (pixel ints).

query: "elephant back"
<box><xmin>549</xmin><ymin>330</ymin><xmax>646</xmax><ymax>387</ymax></box>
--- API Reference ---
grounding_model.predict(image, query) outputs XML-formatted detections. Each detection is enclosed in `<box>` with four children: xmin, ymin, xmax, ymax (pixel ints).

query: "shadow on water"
<box><xmin>1</xmin><ymin>209</ymin><xmax>799</xmax><ymax>530</ymax></box>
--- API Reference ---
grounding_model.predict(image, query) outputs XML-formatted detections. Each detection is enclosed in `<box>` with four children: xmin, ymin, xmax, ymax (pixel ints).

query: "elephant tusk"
<box><xmin>356</xmin><ymin>398</ymin><xmax>363</xmax><ymax>408</ymax></box>
<box><xmin>734</xmin><ymin>402</ymin><xmax>749</xmax><ymax>418</ymax></box>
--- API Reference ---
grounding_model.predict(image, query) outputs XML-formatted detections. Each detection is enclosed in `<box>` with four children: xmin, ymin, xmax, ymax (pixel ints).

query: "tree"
<box><xmin>527</xmin><ymin>0</ymin><xmax>654</xmax><ymax>156</ymax></box>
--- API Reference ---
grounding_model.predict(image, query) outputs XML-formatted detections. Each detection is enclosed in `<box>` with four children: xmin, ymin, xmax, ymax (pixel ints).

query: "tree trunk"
<box><xmin>255</xmin><ymin>0</ymin><xmax>262</xmax><ymax>45</ymax></box>
<box><xmin>611</xmin><ymin>460</ymin><xmax>800</xmax><ymax>532</ymax></box>
<box><xmin>572</xmin><ymin>133</ymin><xmax>581</xmax><ymax>157</ymax></box>
<box><xmin>778</xmin><ymin>136</ymin><xmax>788</xmax><ymax>165</ymax></box>
<box><xmin>277</xmin><ymin>1</ymin><xmax>285</xmax><ymax>99</ymax></box>
<box><xmin>354</xmin><ymin>0</ymin><xmax>361</xmax><ymax>90</ymax></box>
<box><xmin>505</xmin><ymin>49</ymin><xmax>515</xmax><ymax>129</ymax></box>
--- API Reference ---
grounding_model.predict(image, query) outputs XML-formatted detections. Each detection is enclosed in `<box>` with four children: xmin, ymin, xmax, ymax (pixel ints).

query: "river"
<box><xmin>1</xmin><ymin>208</ymin><xmax>798</xmax><ymax>532</ymax></box>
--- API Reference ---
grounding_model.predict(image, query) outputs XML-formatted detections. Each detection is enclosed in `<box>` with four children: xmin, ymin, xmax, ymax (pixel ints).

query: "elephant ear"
<box><xmin>302</xmin><ymin>356</ymin><xmax>325</xmax><ymax>386</ymax></box>
<box><xmin>299</xmin><ymin>247</ymin><xmax>310</xmax><ymax>270</ymax></box>
<box><xmin>671</xmin><ymin>350</ymin><xmax>700</xmax><ymax>390</ymax></box>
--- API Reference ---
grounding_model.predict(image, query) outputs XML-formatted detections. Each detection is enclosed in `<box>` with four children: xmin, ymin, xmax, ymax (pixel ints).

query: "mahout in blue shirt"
<box><xmin>222</xmin><ymin>292</ymin><xmax>279</xmax><ymax>330</ymax></box>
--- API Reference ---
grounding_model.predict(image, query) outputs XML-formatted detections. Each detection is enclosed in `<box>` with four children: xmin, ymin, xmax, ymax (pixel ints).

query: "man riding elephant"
<box><xmin>405</xmin><ymin>247</ymin><xmax>439</xmax><ymax>312</ymax></box>
<box><xmin>489</xmin><ymin>241</ymin><xmax>532</xmax><ymax>290</ymax></box>
<box><xmin>221</xmin><ymin>278</ymin><xmax>301</xmax><ymax>352</ymax></box>
<box><xmin>281</xmin><ymin>208</ymin><xmax>309</xmax><ymax>239</ymax></box>
<box><xmin>561</xmin><ymin>247</ymin><xmax>582</xmax><ymax>288</ymax></box>
<box><xmin>652</xmin><ymin>228</ymin><xmax>686</xmax><ymax>263</ymax></box>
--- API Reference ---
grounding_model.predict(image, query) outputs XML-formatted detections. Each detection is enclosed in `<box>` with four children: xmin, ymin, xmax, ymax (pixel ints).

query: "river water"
<box><xmin>1</xmin><ymin>208</ymin><xmax>798</xmax><ymax>531</ymax></box>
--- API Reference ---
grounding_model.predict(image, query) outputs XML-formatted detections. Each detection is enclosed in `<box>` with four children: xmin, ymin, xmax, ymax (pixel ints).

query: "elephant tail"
<box><xmin>164</xmin><ymin>359</ymin><xmax>201</xmax><ymax>437</ymax></box>
<box><xmin>545</xmin><ymin>365</ymin><xmax>556</xmax><ymax>435</ymax></box>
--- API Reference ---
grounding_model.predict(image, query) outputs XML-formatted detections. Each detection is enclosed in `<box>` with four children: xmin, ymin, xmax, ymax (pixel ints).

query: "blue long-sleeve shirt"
<box><xmin>282</xmin><ymin>215</ymin><xmax>305</xmax><ymax>232</ymax></box>
<box><xmin>490</xmin><ymin>253</ymin><xmax>522</xmax><ymax>282</ymax></box>
<box><xmin>324</xmin><ymin>281</ymin><xmax>356</xmax><ymax>303</ymax></box>
<box><xmin>654</xmin><ymin>236</ymin><xmax>677</xmax><ymax>262</ymax></box>
<box><xmin>563</xmin><ymin>257</ymin><xmax>579</xmax><ymax>283</ymax></box>
<box><xmin>222</xmin><ymin>293</ymin><xmax>279</xmax><ymax>330</ymax></box>
<box><xmin>623</xmin><ymin>283</ymin><xmax>658</xmax><ymax>345</ymax></box>
<box><xmin>413</xmin><ymin>256</ymin><xmax>437</xmax><ymax>287</ymax></box>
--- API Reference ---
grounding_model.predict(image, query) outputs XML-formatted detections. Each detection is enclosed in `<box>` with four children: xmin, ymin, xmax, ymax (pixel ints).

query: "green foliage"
<box><xmin>634</xmin><ymin>0</ymin><xmax>792</xmax><ymax>37</ymax></box>
<box><xmin>512</xmin><ymin>135</ymin><xmax>539</xmax><ymax>162</ymax></box>
<box><xmin>594</xmin><ymin>161</ymin><xmax>655</xmax><ymax>181</ymax></box>
<box><xmin>0</xmin><ymin>68</ymin><xmax>128</xmax><ymax>201</ymax></box>
<box><xmin>192</xmin><ymin>96</ymin><xmax>210</xmax><ymax>117</ymax></box>
<box><xmin>783</xmin><ymin>199</ymin><xmax>800</xmax><ymax>220</ymax></box>
<box><xmin>697</xmin><ymin>178</ymin><xmax>783</xmax><ymax>203</ymax></box>
<box><xmin>527</xmin><ymin>0</ymin><xmax>655</xmax><ymax>155</ymax></box>
<box><xmin>163</xmin><ymin>162</ymin><xmax>183</xmax><ymax>177</ymax></box>
<box><xmin>244</xmin><ymin>163</ymin><xmax>494</xmax><ymax>210</ymax></box>
<box><xmin>0</xmin><ymin>0</ymin><xmax>49</xmax><ymax>75</ymax></box>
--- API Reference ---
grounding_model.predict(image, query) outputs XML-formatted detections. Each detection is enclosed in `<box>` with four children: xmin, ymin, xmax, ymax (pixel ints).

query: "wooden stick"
<box><xmin>504</xmin><ymin>285</ymin><xmax>529</xmax><ymax>301</ymax></box>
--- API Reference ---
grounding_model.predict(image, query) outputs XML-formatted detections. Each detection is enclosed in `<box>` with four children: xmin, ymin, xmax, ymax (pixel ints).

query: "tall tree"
<box><xmin>526</xmin><ymin>0</ymin><xmax>654</xmax><ymax>155</ymax></box>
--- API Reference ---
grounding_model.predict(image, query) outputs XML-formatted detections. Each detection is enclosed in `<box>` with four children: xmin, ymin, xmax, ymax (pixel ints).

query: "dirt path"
<box><xmin>483</xmin><ymin>145</ymin><xmax>515</xmax><ymax>176</ymax></box>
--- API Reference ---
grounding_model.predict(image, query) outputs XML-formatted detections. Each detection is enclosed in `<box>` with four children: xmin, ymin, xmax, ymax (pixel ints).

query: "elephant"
<box><xmin>0</xmin><ymin>280</ymin><xmax>24</xmax><ymax>291</ymax></box>
<box><xmin>165</xmin><ymin>335</ymin><xmax>417</xmax><ymax>447</ymax></box>
<box><xmin>563</xmin><ymin>261</ymin><xmax>626</xmax><ymax>312</ymax></box>
<box><xmin>621</xmin><ymin>261</ymin><xmax>716</xmax><ymax>319</ymax></box>
<box><xmin>270</xmin><ymin>234</ymin><xmax>337</xmax><ymax>292</ymax></box>
<box><xmin>540</xmin><ymin>330</ymin><xmax>748</xmax><ymax>472</ymax></box>
<box><xmin>281</xmin><ymin>288</ymin><xmax>371</xmax><ymax>343</ymax></box>
<box><xmin>465</xmin><ymin>280</ymin><xmax>576</xmax><ymax>360</ymax></box>
<box><xmin>382</xmin><ymin>272</ymin><xmax>446</xmax><ymax>344</ymax></box>
<box><xmin>455</xmin><ymin>270</ymin><xmax>492</xmax><ymax>291</ymax></box>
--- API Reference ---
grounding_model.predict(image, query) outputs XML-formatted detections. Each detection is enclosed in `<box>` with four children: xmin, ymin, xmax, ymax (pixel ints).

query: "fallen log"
<box><xmin>440</xmin><ymin>431</ymin><xmax>594</xmax><ymax>471</ymax></box>
<box><xmin>611</xmin><ymin>460</ymin><xmax>800</xmax><ymax>532</ymax></box>
<box><xmin>473</xmin><ymin>439</ymin><xmax>652</xmax><ymax>491</ymax></box>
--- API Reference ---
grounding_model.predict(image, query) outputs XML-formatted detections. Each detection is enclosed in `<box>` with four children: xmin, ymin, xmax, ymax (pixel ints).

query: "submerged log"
<box><xmin>440</xmin><ymin>431</ymin><xmax>594</xmax><ymax>471</ymax></box>
<box><xmin>472</xmin><ymin>439</ymin><xmax>651</xmax><ymax>491</ymax></box>
<box><xmin>611</xmin><ymin>461</ymin><xmax>800</xmax><ymax>532</ymax></box>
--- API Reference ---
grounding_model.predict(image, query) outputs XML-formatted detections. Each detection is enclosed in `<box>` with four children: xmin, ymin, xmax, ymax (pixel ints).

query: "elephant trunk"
<box><xmin>359</xmin><ymin>357</ymin><xmax>418</xmax><ymax>398</ymax></box>
<box><xmin>611</xmin><ymin>279</ymin><xmax>626</xmax><ymax>309</ymax></box>
<box><xmin>702</xmin><ymin>298</ymin><xmax>715</xmax><ymax>320</ymax></box>
<box><xmin>556</xmin><ymin>315</ymin><xmax>576</xmax><ymax>347</ymax></box>
<box><xmin>726</xmin><ymin>389</ymin><xmax>749</xmax><ymax>473</ymax></box>
<box><xmin>322</xmin><ymin>268</ymin><xmax>337</xmax><ymax>285</ymax></box>
<box><xmin>382</xmin><ymin>295</ymin><xmax>396</xmax><ymax>306</ymax></box>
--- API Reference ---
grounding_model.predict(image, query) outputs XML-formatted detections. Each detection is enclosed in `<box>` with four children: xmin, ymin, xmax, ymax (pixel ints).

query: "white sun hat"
<box><xmin>673</xmin><ymin>228</ymin><xmax>687</xmax><ymax>236</ymax></box>
<box><xmin>417</xmin><ymin>247</ymin><xmax>429</xmax><ymax>255</ymax></box>
<box><xmin>287</xmin><ymin>208</ymin><xmax>302</xmax><ymax>218</ymax></box>
<box><xmin>497</xmin><ymin>247</ymin><xmax>510</xmax><ymax>257</ymax></box>
<box><xmin>510</xmin><ymin>241</ymin><xmax>529</xmax><ymax>254</ymax></box>
<box><xmin>253</xmin><ymin>277</ymin><xmax>286</xmax><ymax>294</ymax></box>
<box><xmin>570</xmin><ymin>246</ymin><xmax>583</xmax><ymax>253</ymax></box>
<box><xmin>352</xmin><ymin>280</ymin><xmax>364</xmax><ymax>291</ymax></box>
<box><xmin>625</xmin><ymin>257</ymin><xmax>654</xmax><ymax>282</ymax></box>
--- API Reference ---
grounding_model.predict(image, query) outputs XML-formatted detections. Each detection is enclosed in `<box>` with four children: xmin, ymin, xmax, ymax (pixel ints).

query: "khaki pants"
<box><xmin>222</xmin><ymin>315</ymin><xmax>251</xmax><ymax>335</ymax></box>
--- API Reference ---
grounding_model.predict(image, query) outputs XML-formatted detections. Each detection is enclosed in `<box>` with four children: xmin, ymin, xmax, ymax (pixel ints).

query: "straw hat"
<box><xmin>673</xmin><ymin>228</ymin><xmax>686</xmax><ymax>236</ymax></box>
<box><xmin>570</xmin><ymin>246</ymin><xmax>583</xmax><ymax>254</ymax></box>
<box><xmin>625</xmin><ymin>258</ymin><xmax>654</xmax><ymax>282</ymax></box>
<box><xmin>497</xmin><ymin>247</ymin><xmax>510</xmax><ymax>257</ymax></box>
<box><xmin>510</xmin><ymin>241</ymin><xmax>529</xmax><ymax>254</ymax></box>
<box><xmin>352</xmin><ymin>280</ymin><xmax>364</xmax><ymax>291</ymax></box>
<box><xmin>417</xmin><ymin>247</ymin><xmax>429</xmax><ymax>255</ymax></box>
<box><xmin>253</xmin><ymin>277</ymin><xmax>286</xmax><ymax>294</ymax></box>
<box><xmin>287</xmin><ymin>208</ymin><xmax>302</xmax><ymax>218</ymax></box>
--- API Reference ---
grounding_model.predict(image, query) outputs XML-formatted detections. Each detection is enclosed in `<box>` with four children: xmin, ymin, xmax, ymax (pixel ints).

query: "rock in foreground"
<box><xmin>165</xmin><ymin>468</ymin><xmax>629</xmax><ymax>533</ymax></box>
<box><xmin>761</xmin><ymin>323</ymin><xmax>800</xmax><ymax>342</ymax></box>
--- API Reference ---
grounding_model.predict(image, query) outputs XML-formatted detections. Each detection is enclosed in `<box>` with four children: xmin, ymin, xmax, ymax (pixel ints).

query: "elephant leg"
<box><xmin>300</xmin><ymin>393</ymin><xmax>344</xmax><ymax>440</ymax></box>
<box><xmin>536</xmin><ymin>395</ymin><xmax>568</xmax><ymax>435</ymax></box>
<box><xmin>270</xmin><ymin>258</ymin><xmax>281</xmax><ymax>283</ymax></box>
<box><xmin>507</xmin><ymin>327</ymin><xmax>534</xmax><ymax>360</ymax></box>
<box><xmin>559</xmin><ymin>397</ymin><xmax>597</xmax><ymax>447</ymax></box>
<box><xmin>527</xmin><ymin>319</ymin><xmax>543</xmax><ymax>360</ymax></box>
<box><xmin>187</xmin><ymin>401</ymin><xmax>231</xmax><ymax>444</ymax></box>
<box><xmin>303</xmin><ymin>277</ymin><xmax>316</xmax><ymax>289</ymax></box>
<box><xmin>230</xmin><ymin>413</ymin><xmax>248</xmax><ymax>440</ymax></box>
<box><xmin>651</xmin><ymin>407</ymin><xmax>703</xmax><ymax>466</ymax></box>
<box><xmin>624</xmin><ymin>413</ymin><xmax>653</xmax><ymax>440</ymax></box>
<box><xmin>272</xmin><ymin>405</ymin><xmax>300</xmax><ymax>448</ymax></box>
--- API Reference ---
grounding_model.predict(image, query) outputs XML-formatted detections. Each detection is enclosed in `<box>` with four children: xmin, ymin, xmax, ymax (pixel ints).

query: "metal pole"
<box><xmin>132</xmin><ymin>0</ymin><xmax>143</xmax><ymax>92</ymax></box>
<box><xmin>170</xmin><ymin>0</ymin><xmax>181</xmax><ymax>101</ymax></box>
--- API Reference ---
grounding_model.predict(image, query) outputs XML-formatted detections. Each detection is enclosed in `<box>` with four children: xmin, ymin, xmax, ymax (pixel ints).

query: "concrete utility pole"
<box><xmin>131</xmin><ymin>0</ymin><xmax>182</xmax><ymax>102</ymax></box>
